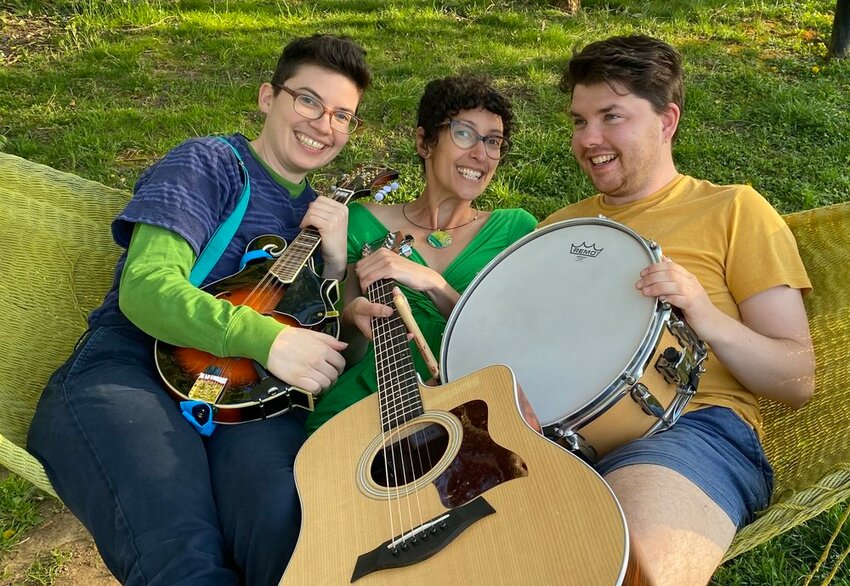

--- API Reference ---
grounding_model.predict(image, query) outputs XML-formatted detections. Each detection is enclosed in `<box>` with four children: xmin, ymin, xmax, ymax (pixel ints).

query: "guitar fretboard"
<box><xmin>368</xmin><ymin>279</ymin><xmax>425</xmax><ymax>433</ymax></box>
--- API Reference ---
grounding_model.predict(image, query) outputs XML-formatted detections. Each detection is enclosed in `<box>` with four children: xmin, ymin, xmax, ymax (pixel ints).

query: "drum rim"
<box><xmin>440</xmin><ymin>215</ymin><xmax>668</xmax><ymax>430</ymax></box>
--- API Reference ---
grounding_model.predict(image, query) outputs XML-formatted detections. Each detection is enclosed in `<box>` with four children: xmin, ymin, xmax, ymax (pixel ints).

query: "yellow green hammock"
<box><xmin>0</xmin><ymin>151</ymin><xmax>848</xmax><ymax>566</ymax></box>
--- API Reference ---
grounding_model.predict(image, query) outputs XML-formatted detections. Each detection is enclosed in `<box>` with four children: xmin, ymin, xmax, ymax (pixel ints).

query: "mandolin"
<box><xmin>154</xmin><ymin>165</ymin><xmax>399</xmax><ymax>430</ymax></box>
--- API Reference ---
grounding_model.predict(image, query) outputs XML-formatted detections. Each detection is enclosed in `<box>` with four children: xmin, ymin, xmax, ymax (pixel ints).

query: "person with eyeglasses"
<box><xmin>28</xmin><ymin>34</ymin><xmax>371</xmax><ymax>586</ymax></box>
<box><xmin>304</xmin><ymin>75</ymin><xmax>537</xmax><ymax>434</ymax></box>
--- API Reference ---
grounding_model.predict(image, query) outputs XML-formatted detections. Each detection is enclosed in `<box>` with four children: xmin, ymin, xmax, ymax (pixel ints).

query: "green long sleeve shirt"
<box><xmin>119</xmin><ymin>223</ymin><xmax>285</xmax><ymax>366</ymax></box>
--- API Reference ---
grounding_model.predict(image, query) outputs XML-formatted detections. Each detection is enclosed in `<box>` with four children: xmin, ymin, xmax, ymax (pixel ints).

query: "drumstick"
<box><xmin>392</xmin><ymin>287</ymin><xmax>441</xmax><ymax>382</ymax></box>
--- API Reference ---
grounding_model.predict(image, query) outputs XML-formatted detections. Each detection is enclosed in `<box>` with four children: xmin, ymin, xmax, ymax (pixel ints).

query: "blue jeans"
<box><xmin>28</xmin><ymin>320</ymin><xmax>305</xmax><ymax>586</ymax></box>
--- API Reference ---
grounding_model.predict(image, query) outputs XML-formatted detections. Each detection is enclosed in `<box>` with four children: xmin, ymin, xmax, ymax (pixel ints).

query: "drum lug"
<box><xmin>666</xmin><ymin>314</ymin><xmax>707</xmax><ymax>358</ymax></box>
<box><xmin>656</xmin><ymin>312</ymin><xmax>709</xmax><ymax>396</ymax></box>
<box><xmin>630</xmin><ymin>383</ymin><xmax>666</xmax><ymax>419</ymax></box>
<box><xmin>655</xmin><ymin>346</ymin><xmax>684</xmax><ymax>385</ymax></box>
<box><xmin>547</xmin><ymin>425</ymin><xmax>597</xmax><ymax>464</ymax></box>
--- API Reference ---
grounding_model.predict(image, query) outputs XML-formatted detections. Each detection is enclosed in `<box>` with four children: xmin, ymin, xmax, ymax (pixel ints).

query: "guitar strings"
<box><xmin>370</xmin><ymin>278</ymin><xmax>430</xmax><ymax>550</ymax></box>
<box><xmin>370</xmin><ymin>279</ymin><xmax>405</xmax><ymax>547</ymax></box>
<box><xmin>375</xmin><ymin>282</ymin><xmax>412</xmax><ymax>539</ymax></box>
<box><xmin>204</xmin><ymin>223</ymin><xmax>325</xmax><ymax>396</ymax></box>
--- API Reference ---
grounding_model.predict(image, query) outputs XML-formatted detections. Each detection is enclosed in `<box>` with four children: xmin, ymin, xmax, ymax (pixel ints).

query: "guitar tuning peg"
<box><xmin>399</xmin><ymin>243</ymin><xmax>413</xmax><ymax>257</ymax></box>
<box><xmin>389</xmin><ymin>182</ymin><xmax>400</xmax><ymax>191</ymax></box>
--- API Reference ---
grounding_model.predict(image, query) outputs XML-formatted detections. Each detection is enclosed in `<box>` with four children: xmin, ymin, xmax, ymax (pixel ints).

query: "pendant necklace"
<box><xmin>401</xmin><ymin>202</ymin><xmax>480</xmax><ymax>249</ymax></box>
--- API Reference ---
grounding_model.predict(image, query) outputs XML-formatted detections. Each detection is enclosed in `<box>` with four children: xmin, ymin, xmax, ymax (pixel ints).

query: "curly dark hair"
<box><xmin>560</xmin><ymin>35</ymin><xmax>684</xmax><ymax>138</ymax></box>
<box><xmin>416</xmin><ymin>75</ymin><xmax>514</xmax><ymax>162</ymax></box>
<box><xmin>271</xmin><ymin>34</ymin><xmax>371</xmax><ymax>93</ymax></box>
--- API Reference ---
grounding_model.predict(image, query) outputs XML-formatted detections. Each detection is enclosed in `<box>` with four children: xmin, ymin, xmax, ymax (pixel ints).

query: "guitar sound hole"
<box><xmin>370</xmin><ymin>422</ymin><xmax>450</xmax><ymax>488</ymax></box>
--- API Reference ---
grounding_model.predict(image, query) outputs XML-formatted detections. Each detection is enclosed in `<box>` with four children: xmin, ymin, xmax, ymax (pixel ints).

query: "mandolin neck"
<box><xmin>268</xmin><ymin>186</ymin><xmax>355</xmax><ymax>283</ymax></box>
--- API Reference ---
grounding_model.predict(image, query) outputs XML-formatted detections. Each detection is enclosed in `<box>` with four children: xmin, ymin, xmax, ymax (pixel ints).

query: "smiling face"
<box><xmin>253</xmin><ymin>63</ymin><xmax>362</xmax><ymax>183</ymax></box>
<box><xmin>570</xmin><ymin>82</ymin><xmax>680</xmax><ymax>204</ymax></box>
<box><xmin>419</xmin><ymin>107</ymin><xmax>504</xmax><ymax>203</ymax></box>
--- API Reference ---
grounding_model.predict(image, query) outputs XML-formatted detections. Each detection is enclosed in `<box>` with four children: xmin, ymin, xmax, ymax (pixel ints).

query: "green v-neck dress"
<box><xmin>305</xmin><ymin>202</ymin><xmax>537</xmax><ymax>433</ymax></box>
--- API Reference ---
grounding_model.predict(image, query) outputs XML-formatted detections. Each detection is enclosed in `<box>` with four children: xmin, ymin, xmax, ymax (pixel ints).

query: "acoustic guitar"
<box><xmin>154</xmin><ymin>165</ymin><xmax>399</xmax><ymax>428</ymax></box>
<box><xmin>281</xmin><ymin>232</ymin><xmax>629</xmax><ymax>585</ymax></box>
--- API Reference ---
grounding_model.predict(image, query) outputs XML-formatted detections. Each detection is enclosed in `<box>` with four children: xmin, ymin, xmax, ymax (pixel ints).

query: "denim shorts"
<box><xmin>594</xmin><ymin>406</ymin><xmax>773</xmax><ymax>528</ymax></box>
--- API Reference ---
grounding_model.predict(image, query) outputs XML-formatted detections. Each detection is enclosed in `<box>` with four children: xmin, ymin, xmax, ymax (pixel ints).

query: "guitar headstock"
<box><xmin>329</xmin><ymin>164</ymin><xmax>400</xmax><ymax>206</ymax></box>
<box><xmin>361</xmin><ymin>231</ymin><xmax>414</xmax><ymax>260</ymax></box>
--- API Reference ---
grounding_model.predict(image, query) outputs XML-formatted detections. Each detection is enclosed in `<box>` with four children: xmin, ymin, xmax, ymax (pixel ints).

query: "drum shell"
<box><xmin>440</xmin><ymin>217</ymin><xmax>703</xmax><ymax>461</ymax></box>
<box><xmin>567</xmin><ymin>323</ymin><xmax>689</xmax><ymax>459</ymax></box>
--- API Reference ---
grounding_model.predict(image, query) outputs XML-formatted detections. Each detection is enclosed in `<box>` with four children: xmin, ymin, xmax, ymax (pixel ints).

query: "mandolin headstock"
<box><xmin>329</xmin><ymin>165</ymin><xmax>400</xmax><ymax>206</ymax></box>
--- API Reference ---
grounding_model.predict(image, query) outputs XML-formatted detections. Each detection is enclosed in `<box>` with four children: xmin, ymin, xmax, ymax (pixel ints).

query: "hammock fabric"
<box><xmin>723</xmin><ymin>200</ymin><xmax>850</xmax><ymax>561</ymax></box>
<box><xmin>0</xmin><ymin>151</ymin><xmax>848</xmax><ymax>559</ymax></box>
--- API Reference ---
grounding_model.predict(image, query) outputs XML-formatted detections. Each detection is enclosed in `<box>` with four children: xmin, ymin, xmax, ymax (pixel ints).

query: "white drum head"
<box><xmin>441</xmin><ymin>218</ymin><xmax>659</xmax><ymax>426</ymax></box>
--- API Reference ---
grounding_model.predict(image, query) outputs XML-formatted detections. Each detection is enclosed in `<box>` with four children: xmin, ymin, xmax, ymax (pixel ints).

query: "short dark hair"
<box><xmin>417</xmin><ymin>75</ymin><xmax>514</xmax><ymax>162</ymax></box>
<box><xmin>271</xmin><ymin>34</ymin><xmax>371</xmax><ymax>93</ymax></box>
<box><xmin>560</xmin><ymin>35</ymin><xmax>684</xmax><ymax>135</ymax></box>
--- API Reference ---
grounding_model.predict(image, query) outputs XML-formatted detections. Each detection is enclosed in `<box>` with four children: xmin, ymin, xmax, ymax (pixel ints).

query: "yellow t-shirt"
<box><xmin>539</xmin><ymin>174</ymin><xmax>811</xmax><ymax>437</ymax></box>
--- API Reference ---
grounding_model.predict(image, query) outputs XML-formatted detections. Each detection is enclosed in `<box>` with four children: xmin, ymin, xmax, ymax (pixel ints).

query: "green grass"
<box><xmin>0</xmin><ymin>474</ymin><xmax>43</xmax><ymax>554</ymax></box>
<box><xmin>713</xmin><ymin>504</ymin><xmax>850</xmax><ymax>585</ymax></box>
<box><xmin>25</xmin><ymin>549</ymin><xmax>71</xmax><ymax>586</ymax></box>
<box><xmin>2</xmin><ymin>0</ymin><xmax>848</xmax><ymax>214</ymax></box>
<box><xmin>22</xmin><ymin>548</ymin><xmax>73</xmax><ymax>586</ymax></box>
<box><xmin>1</xmin><ymin>0</ymin><xmax>849</xmax><ymax>583</ymax></box>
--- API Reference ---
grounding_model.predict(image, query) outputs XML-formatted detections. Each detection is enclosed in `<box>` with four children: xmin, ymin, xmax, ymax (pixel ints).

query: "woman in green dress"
<box><xmin>305</xmin><ymin>75</ymin><xmax>537</xmax><ymax>433</ymax></box>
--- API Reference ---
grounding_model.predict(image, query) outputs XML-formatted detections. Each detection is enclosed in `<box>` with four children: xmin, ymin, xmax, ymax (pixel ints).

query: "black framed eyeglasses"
<box><xmin>437</xmin><ymin>120</ymin><xmax>511</xmax><ymax>160</ymax></box>
<box><xmin>274</xmin><ymin>85</ymin><xmax>362</xmax><ymax>134</ymax></box>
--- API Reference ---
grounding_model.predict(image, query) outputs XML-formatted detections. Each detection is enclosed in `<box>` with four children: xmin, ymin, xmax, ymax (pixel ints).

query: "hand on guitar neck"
<box><xmin>338</xmin><ymin>232</ymin><xmax>415</xmax><ymax>363</ymax></box>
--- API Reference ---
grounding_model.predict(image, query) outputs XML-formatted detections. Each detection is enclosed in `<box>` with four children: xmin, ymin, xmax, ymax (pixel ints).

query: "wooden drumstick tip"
<box><xmin>392</xmin><ymin>287</ymin><xmax>441</xmax><ymax>382</ymax></box>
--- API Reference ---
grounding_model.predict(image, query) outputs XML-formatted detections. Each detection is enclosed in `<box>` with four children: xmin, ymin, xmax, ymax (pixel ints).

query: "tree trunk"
<box><xmin>829</xmin><ymin>0</ymin><xmax>850</xmax><ymax>59</ymax></box>
<box><xmin>552</xmin><ymin>0</ymin><xmax>580</xmax><ymax>14</ymax></box>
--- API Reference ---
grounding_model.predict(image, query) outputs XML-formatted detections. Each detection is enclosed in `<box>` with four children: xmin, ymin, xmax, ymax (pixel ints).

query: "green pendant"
<box><xmin>427</xmin><ymin>230</ymin><xmax>453</xmax><ymax>248</ymax></box>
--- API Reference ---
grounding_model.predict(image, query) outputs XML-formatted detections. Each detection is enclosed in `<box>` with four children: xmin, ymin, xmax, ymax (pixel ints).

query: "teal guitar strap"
<box><xmin>182</xmin><ymin>137</ymin><xmax>251</xmax><ymax>436</ymax></box>
<box><xmin>188</xmin><ymin>136</ymin><xmax>251</xmax><ymax>287</ymax></box>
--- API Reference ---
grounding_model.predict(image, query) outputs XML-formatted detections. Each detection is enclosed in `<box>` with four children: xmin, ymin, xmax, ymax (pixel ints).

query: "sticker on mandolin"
<box><xmin>188</xmin><ymin>371</ymin><xmax>228</xmax><ymax>403</ymax></box>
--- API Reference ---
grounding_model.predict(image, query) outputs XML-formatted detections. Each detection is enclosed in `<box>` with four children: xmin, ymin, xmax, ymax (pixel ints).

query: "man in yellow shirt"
<box><xmin>540</xmin><ymin>35</ymin><xmax>814</xmax><ymax>584</ymax></box>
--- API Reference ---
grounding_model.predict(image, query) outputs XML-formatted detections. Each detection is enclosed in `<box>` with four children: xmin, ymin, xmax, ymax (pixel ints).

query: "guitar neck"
<box><xmin>367</xmin><ymin>279</ymin><xmax>425</xmax><ymax>433</ymax></box>
<box><xmin>268</xmin><ymin>186</ymin><xmax>356</xmax><ymax>283</ymax></box>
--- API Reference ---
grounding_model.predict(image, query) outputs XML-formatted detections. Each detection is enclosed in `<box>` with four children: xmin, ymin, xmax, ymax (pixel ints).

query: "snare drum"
<box><xmin>440</xmin><ymin>217</ymin><xmax>707</xmax><ymax>462</ymax></box>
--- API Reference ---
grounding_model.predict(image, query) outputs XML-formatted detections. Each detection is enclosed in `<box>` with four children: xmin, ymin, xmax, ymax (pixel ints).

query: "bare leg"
<box><xmin>605</xmin><ymin>464</ymin><xmax>736</xmax><ymax>586</ymax></box>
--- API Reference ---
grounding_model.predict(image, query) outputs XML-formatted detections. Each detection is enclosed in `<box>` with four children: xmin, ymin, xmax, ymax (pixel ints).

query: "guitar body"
<box><xmin>154</xmin><ymin>234</ymin><xmax>338</xmax><ymax>423</ymax></box>
<box><xmin>282</xmin><ymin>364</ymin><xmax>628</xmax><ymax>585</ymax></box>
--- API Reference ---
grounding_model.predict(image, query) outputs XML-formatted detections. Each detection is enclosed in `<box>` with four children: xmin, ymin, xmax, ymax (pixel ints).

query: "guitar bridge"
<box><xmin>350</xmin><ymin>496</ymin><xmax>495</xmax><ymax>582</ymax></box>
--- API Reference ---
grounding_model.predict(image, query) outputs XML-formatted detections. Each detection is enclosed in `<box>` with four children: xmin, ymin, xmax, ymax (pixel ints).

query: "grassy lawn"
<box><xmin>1</xmin><ymin>0</ymin><xmax>848</xmax><ymax>583</ymax></box>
